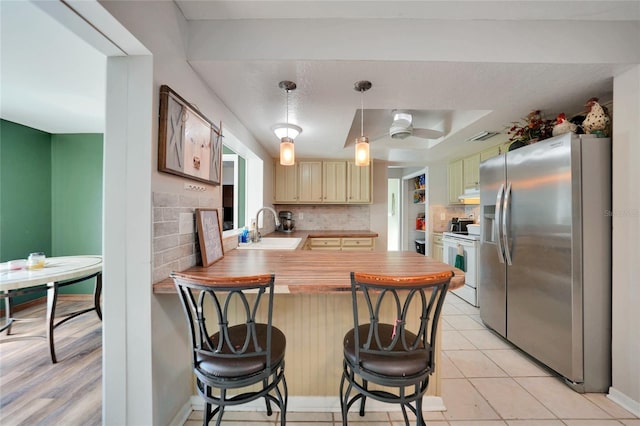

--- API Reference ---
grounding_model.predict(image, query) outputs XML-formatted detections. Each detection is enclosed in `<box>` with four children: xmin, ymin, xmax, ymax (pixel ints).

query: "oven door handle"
<box><xmin>495</xmin><ymin>183</ymin><xmax>505</xmax><ymax>264</ymax></box>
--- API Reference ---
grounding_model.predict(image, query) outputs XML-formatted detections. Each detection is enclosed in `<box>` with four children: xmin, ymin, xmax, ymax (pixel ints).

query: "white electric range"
<box><xmin>442</xmin><ymin>232</ymin><xmax>480</xmax><ymax>307</ymax></box>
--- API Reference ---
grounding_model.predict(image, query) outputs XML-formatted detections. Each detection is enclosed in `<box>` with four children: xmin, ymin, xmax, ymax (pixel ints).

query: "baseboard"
<box><xmin>0</xmin><ymin>296</ymin><xmax>45</xmax><ymax>317</ymax></box>
<box><xmin>168</xmin><ymin>400</ymin><xmax>194</xmax><ymax>426</ymax></box>
<box><xmin>58</xmin><ymin>294</ymin><xmax>94</xmax><ymax>301</ymax></box>
<box><xmin>185</xmin><ymin>395</ymin><xmax>446</xmax><ymax>413</ymax></box>
<box><xmin>608</xmin><ymin>386</ymin><xmax>640</xmax><ymax>417</ymax></box>
<box><xmin>0</xmin><ymin>294</ymin><xmax>93</xmax><ymax>317</ymax></box>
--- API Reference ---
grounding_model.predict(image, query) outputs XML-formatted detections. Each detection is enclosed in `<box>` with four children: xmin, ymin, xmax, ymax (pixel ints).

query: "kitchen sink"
<box><xmin>237</xmin><ymin>237</ymin><xmax>301</xmax><ymax>250</ymax></box>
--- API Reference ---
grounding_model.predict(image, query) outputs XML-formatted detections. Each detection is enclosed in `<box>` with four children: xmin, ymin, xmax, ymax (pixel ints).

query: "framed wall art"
<box><xmin>195</xmin><ymin>208</ymin><xmax>224</xmax><ymax>267</ymax></box>
<box><xmin>158</xmin><ymin>85</ymin><xmax>222</xmax><ymax>185</ymax></box>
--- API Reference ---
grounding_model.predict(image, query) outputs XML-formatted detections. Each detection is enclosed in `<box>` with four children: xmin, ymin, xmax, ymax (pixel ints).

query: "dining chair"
<box><xmin>339</xmin><ymin>270</ymin><xmax>453</xmax><ymax>426</ymax></box>
<box><xmin>171</xmin><ymin>272</ymin><xmax>287</xmax><ymax>426</ymax></box>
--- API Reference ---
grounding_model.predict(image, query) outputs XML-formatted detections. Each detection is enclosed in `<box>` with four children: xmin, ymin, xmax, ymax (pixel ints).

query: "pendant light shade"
<box><xmin>354</xmin><ymin>80</ymin><xmax>372</xmax><ymax>167</ymax></box>
<box><xmin>355</xmin><ymin>136</ymin><xmax>370</xmax><ymax>166</ymax></box>
<box><xmin>279</xmin><ymin>136</ymin><xmax>295</xmax><ymax>166</ymax></box>
<box><xmin>277</xmin><ymin>80</ymin><xmax>299</xmax><ymax>166</ymax></box>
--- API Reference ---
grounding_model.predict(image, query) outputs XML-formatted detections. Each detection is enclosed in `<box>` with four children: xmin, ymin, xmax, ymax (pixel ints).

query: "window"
<box><xmin>221</xmin><ymin>131</ymin><xmax>263</xmax><ymax>236</ymax></box>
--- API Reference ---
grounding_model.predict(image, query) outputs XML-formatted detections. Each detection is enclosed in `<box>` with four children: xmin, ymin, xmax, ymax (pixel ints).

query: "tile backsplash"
<box><xmin>274</xmin><ymin>205</ymin><xmax>370</xmax><ymax>230</ymax></box>
<box><xmin>152</xmin><ymin>192</ymin><xmax>218</xmax><ymax>283</ymax></box>
<box><xmin>431</xmin><ymin>204</ymin><xmax>480</xmax><ymax>232</ymax></box>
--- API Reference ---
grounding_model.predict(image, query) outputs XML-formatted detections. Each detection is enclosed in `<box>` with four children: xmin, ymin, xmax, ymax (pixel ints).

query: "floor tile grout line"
<box><xmin>449</xmin><ymin>309</ymin><xmax>617</xmax><ymax>423</ymax></box>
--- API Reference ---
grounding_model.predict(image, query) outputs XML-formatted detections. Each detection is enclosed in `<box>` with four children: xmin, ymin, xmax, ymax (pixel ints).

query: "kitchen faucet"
<box><xmin>254</xmin><ymin>207</ymin><xmax>280</xmax><ymax>242</ymax></box>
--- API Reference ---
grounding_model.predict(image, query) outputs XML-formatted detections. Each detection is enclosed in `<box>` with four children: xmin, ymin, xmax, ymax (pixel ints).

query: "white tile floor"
<box><xmin>184</xmin><ymin>294</ymin><xmax>640</xmax><ymax>425</ymax></box>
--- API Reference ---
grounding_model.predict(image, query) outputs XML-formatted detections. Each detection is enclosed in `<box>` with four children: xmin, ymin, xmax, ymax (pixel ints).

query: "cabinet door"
<box><xmin>347</xmin><ymin>162</ymin><xmax>372</xmax><ymax>203</ymax></box>
<box><xmin>480</xmin><ymin>145</ymin><xmax>501</xmax><ymax>162</ymax></box>
<box><xmin>322</xmin><ymin>161</ymin><xmax>347</xmax><ymax>203</ymax></box>
<box><xmin>274</xmin><ymin>162</ymin><xmax>298</xmax><ymax>203</ymax></box>
<box><xmin>341</xmin><ymin>237</ymin><xmax>375</xmax><ymax>251</ymax></box>
<box><xmin>463</xmin><ymin>153</ymin><xmax>480</xmax><ymax>189</ymax></box>
<box><xmin>308</xmin><ymin>237</ymin><xmax>341</xmax><ymax>250</ymax></box>
<box><xmin>298</xmin><ymin>161</ymin><xmax>323</xmax><ymax>203</ymax></box>
<box><xmin>448</xmin><ymin>160</ymin><xmax>464</xmax><ymax>204</ymax></box>
<box><xmin>431</xmin><ymin>233</ymin><xmax>444</xmax><ymax>261</ymax></box>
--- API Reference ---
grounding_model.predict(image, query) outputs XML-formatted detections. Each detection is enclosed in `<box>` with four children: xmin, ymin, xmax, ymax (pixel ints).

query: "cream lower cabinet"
<box><xmin>341</xmin><ymin>237</ymin><xmax>375</xmax><ymax>251</ymax></box>
<box><xmin>307</xmin><ymin>237</ymin><xmax>375</xmax><ymax>251</ymax></box>
<box><xmin>308</xmin><ymin>237</ymin><xmax>342</xmax><ymax>251</ymax></box>
<box><xmin>431</xmin><ymin>233</ymin><xmax>443</xmax><ymax>262</ymax></box>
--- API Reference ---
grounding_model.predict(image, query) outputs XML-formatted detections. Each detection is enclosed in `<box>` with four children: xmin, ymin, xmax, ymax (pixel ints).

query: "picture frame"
<box><xmin>158</xmin><ymin>85</ymin><xmax>222</xmax><ymax>185</ymax></box>
<box><xmin>195</xmin><ymin>208</ymin><xmax>224</xmax><ymax>267</ymax></box>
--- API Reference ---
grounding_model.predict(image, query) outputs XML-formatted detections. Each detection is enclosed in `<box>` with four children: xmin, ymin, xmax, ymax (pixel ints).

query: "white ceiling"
<box><xmin>1</xmin><ymin>1</ymin><xmax>639</xmax><ymax>166</ymax></box>
<box><xmin>0</xmin><ymin>1</ymin><xmax>106</xmax><ymax>134</ymax></box>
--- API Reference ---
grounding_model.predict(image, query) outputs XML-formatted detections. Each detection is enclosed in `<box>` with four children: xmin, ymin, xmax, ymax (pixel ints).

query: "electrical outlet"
<box><xmin>299</xmin><ymin>212</ymin><xmax>304</xmax><ymax>220</ymax></box>
<box><xmin>440</xmin><ymin>213</ymin><xmax>446</xmax><ymax>220</ymax></box>
<box><xmin>184</xmin><ymin>183</ymin><xmax>206</xmax><ymax>192</ymax></box>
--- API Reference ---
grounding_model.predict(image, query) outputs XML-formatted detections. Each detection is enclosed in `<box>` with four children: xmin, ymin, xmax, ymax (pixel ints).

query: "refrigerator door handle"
<box><xmin>503</xmin><ymin>181</ymin><xmax>513</xmax><ymax>265</ymax></box>
<box><xmin>495</xmin><ymin>183</ymin><xmax>505</xmax><ymax>264</ymax></box>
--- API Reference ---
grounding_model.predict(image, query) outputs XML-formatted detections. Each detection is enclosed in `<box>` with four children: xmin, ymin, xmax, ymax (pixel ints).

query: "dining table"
<box><xmin>0</xmin><ymin>255</ymin><xmax>102</xmax><ymax>363</ymax></box>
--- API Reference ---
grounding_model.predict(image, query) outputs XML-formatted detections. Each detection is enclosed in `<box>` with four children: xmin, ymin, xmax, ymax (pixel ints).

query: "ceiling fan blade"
<box><xmin>412</xmin><ymin>128</ymin><xmax>444</xmax><ymax>139</ymax></box>
<box><xmin>369</xmin><ymin>131</ymin><xmax>389</xmax><ymax>142</ymax></box>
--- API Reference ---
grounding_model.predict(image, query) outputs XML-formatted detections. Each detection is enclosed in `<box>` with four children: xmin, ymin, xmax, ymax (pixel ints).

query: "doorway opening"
<box><xmin>387</xmin><ymin>178</ymin><xmax>401</xmax><ymax>251</ymax></box>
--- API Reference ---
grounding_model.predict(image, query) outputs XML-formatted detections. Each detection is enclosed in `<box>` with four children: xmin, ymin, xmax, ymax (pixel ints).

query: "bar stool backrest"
<box><xmin>349</xmin><ymin>271</ymin><xmax>452</xmax><ymax>373</ymax></box>
<box><xmin>171</xmin><ymin>272</ymin><xmax>277</xmax><ymax>378</ymax></box>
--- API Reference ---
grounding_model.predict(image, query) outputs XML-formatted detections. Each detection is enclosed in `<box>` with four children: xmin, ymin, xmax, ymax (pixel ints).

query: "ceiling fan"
<box><xmin>387</xmin><ymin>110</ymin><xmax>444</xmax><ymax>140</ymax></box>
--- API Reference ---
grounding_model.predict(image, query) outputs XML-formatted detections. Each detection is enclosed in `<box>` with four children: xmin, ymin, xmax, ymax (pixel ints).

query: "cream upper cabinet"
<box><xmin>448</xmin><ymin>159</ymin><xmax>464</xmax><ymax>204</ymax></box>
<box><xmin>274</xmin><ymin>162</ymin><xmax>298</xmax><ymax>203</ymax></box>
<box><xmin>273</xmin><ymin>159</ymin><xmax>372</xmax><ymax>204</ymax></box>
<box><xmin>298</xmin><ymin>161</ymin><xmax>323</xmax><ymax>203</ymax></box>
<box><xmin>322</xmin><ymin>161</ymin><xmax>347</xmax><ymax>203</ymax></box>
<box><xmin>480</xmin><ymin>145</ymin><xmax>501</xmax><ymax>162</ymax></box>
<box><xmin>463</xmin><ymin>153</ymin><xmax>480</xmax><ymax>189</ymax></box>
<box><xmin>347</xmin><ymin>162</ymin><xmax>372</xmax><ymax>203</ymax></box>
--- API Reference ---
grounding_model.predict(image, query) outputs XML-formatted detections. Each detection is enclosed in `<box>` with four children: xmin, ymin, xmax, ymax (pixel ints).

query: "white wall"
<box><xmin>610</xmin><ymin>65</ymin><xmax>640</xmax><ymax>416</ymax></box>
<box><xmin>98</xmin><ymin>2</ymin><xmax>278</xmax><ymax>424</ymax></box>
<box><xmin>370</xmin><ymin>161</ymin><xmax>389</xmax><ymax>251</ymax></box>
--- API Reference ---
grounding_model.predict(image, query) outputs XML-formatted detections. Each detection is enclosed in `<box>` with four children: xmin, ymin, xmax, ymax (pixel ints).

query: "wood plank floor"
<box><xmin>0</xmin><ymin>299</ymin><xmax>102</xmax><ymax>426</ymax></box>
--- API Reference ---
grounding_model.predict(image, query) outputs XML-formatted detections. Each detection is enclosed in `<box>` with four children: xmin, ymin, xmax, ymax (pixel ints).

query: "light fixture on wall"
<box><xmin>275</xmin><ymin>80</ymin><xmax>300</xmax><ymax>166</ymax></box>
<box><xmin>354</xmin><ymin>80</ymin><xmax>372</xmax><ymax>166</ymax></box>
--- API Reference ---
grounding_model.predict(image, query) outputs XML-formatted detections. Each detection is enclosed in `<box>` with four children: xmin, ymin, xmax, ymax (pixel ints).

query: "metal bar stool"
<box><xmin>340</xmin><ymin>271</ymin><xmax>453</xmax><ymax>426</ymax></box>
<box><xmin>171</xmin><ymin>272</ymin><xmax>287</xmax><ymax>426</ymax></box>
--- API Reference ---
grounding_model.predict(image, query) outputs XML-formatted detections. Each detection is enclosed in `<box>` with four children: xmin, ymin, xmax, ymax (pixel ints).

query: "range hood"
<box><xmin>458</xmin><ymin>188</ymin><xmax>480</xmax><ymax>204</ymax></box>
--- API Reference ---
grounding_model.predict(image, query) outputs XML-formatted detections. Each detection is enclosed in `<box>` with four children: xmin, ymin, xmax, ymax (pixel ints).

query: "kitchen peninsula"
<box><xmin>154</xmin><ymin>239</ymin><xmax>464</xmax><ymax>410</ymax></box>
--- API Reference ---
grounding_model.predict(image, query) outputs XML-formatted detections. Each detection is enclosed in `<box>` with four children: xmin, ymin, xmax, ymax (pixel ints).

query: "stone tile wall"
<box><xmin>430</xmin><ymin>204</ymin><xmax>480</xmax><ymax>232</ymax></box>
<box><xmin>152</xmin><ymin>192</ymin><xmax>219</xmax><ymax>283</ymax></box>
<box><xmin>273</xmin><ymin>205</ymin><xmax>370</xmax><ymax>230</ymax></box>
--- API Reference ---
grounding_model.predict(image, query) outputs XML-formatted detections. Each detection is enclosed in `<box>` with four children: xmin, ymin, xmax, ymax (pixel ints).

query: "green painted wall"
<box><xmin>51</xmin><ymin>133</ymin><xmax>103</xmax><ymax>294</ymax></box>
<box><xmin>0</xmin><ymin>120</ymin><xmax>53</xmax><ymax>262</ymax></box>
<box><xmin>0</xmin><ymin>120</ymin><xmax>53</xmax><ymax>306</ymax></box>
<box><xmin>0</xmin><ymin>120</ymin><xmax>103</xmax><ymax>305</ymax></box>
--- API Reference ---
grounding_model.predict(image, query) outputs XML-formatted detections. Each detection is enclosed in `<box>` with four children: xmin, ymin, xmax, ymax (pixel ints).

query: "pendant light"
<box><xmin>354</xmin><ymin>80</ymin><xmax>372</xmax><ymax>167</ymax></box>
<box><xmin>277</xmin><ymin>80</ymin><xmax>299</xmax><ymax>166</ymax></box>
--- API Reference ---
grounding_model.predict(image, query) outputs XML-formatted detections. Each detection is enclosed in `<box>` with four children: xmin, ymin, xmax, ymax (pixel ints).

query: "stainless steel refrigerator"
<box><xmin>479</xmin><ymin>133</ymin><xmax>611</xmax><ymax>392</ymax></box>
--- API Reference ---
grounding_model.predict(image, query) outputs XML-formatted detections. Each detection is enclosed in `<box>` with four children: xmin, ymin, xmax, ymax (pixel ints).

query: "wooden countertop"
<box><xmin>266</xmin><ymin>229</ymin><xmax>378</xmax><ymax>240</ymax></box>
<box><xmin>154</xmin><ymin>250</ymin><xmax>464</xmax><ymax>294</ymax></box>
